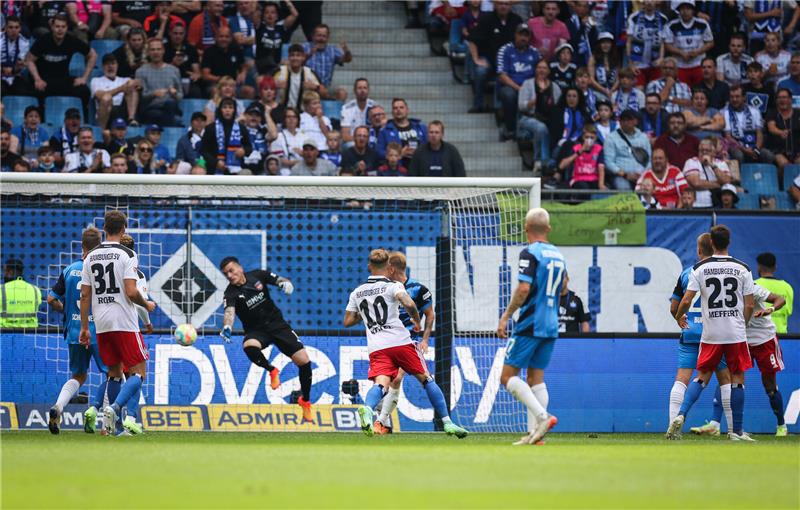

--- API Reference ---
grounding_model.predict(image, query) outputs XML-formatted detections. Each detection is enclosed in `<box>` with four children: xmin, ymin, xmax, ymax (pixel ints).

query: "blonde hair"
<box><xmin>525</xmin><ymin>208</ymin><xmax>551</xmax><ymax>233</ymax></box>
<box><xmin>368</xmin><ymin>249</ymin><xmax>389</xmax><ymax>269</ymax></box>
<box><xmin>212</xmin><ymin>76</ymin><xmax>237</xmax><ymax>105</ymax></box>
<box><xmin>388</xmin><ymin>251</ymin><xmax>407</xmax><ymax>271</ymax></box>
<box><xmin>302</xmin><ymin>90</ymin><xmax>321</xmax><ymax>107</ymax></box>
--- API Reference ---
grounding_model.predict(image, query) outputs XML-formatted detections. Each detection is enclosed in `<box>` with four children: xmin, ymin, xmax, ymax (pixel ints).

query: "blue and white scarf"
<box><xmin>216</xmin><ymin>120</ymin><xmax>243</xmax><ymax>173</ymax></box>
<box><xmin>728</xmin><ymin>105</ymin><xmax>757</xmax><ymax>147</ymax></box>
<box><xmin>642</xmin><ymin>109</ymin><xmax>663</xmax><ymax>137</ymax></box>
<box><xmin>614</xmin><ymin>89</ymin><xmax>640</xmax><ymax>113</ymax></box>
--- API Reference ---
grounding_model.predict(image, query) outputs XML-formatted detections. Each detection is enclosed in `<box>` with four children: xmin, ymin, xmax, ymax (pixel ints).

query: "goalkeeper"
<box><xmin>219</xmin><ymin>257</ymin><xmax>314</xmax><ymax>422</ymax></box>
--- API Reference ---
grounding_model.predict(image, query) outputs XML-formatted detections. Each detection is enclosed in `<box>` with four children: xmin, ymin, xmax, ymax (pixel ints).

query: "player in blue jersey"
<box><xmin>497</xmin><ymin>208</ymin><xmax>564</xmax><ymax>446</ymax></box>
<box><xmin>373</xmin><ymin>251</ymin><xmax>435</xmax><ymax>434</ymax></box>
<box><xmin>45</xmin><ymin>227</ymin><xmax>105</xmax><ymax>434</ymax></box>
<box><xmin>666</xmin><ymin>233</ymin><xmax>732</xmax><ymax>439</ymax></box>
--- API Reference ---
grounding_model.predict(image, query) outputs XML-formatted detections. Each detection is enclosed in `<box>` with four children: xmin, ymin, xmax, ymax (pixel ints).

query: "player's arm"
<box><xmin>497</xmin><ymin>281</ymin><xmax>531</xmax><ymax>339</ymax></box>
<box><xmin>420</xmin><ymin>306</ymin><xmax>435</xmax><ymax>349</ymax></box>
<box><xmin>396</xmin><ymin>289</ymin><xmax>421</xmax><ymax>330</ymax></box>
<box><xmin>47</xmin><ymin>272</ymin><xmax>66</xmax><ymax>312</ymax></box>
<box><xmin>124</xmin><ymin>278</ymin><xmax>155</xmax><ymax>312</ymax></box>
<box><xmin>219</xmin><ymin>304</ymin><xmax>236</xmax><ymax>342</ymax></box>
<box><xmin>343</xmin><ymin>310</ymin><xmax>361</xmax><ymax>327</ymax></box>
<box><xmin>754</xmin><ymin>292</ymin><xmax>786</xmax><ymax>317</ymax></box>
<box><xmin>262</xmin><ymin>269</ymin><xmax>294</xmax><ymax>295</ymax></box>
<box><xmin>674</xmin><ymin>289</ymin><xmax>696</xmax><ymax>329</ymax></box>
<box><xmin>79</xmin><ymin>284</ymin><xmax>92</xmax><ymax>346</ymax></box>
<box><xmin>743</xmin><ymin>293</ymin><xmax>755</xmax><ymax>324</ymax></box>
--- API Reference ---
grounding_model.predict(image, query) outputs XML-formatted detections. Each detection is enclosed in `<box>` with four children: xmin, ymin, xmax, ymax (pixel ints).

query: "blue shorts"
<box><xmin>68</xmin><ymin>344</ymin><xmax>106</xmax><ymax>376</ymax></box>
<box><xmin>504</xmin><ymin>335</ymin><xmax>556</xmax><ymax>369</ymax></box>
<box><xmin>677</xmin><ymin>342</ymin><xmax>727</xmax><ymax>371</ymax></box>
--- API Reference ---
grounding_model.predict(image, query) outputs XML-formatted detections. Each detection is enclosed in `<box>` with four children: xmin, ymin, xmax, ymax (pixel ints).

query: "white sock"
<box><xmin>527</xmin><ymin>383</ymin><xmax>549</xmax><ymax>432</ymax></box>
<box><xmin>669</xmin><ymin>381</ymin><xmax>687</xmax><ymax>422</ymax></box>
<box><xmin>720</xmin><ymin>383</ymin><xmax>732</xmax><ymax>432</ymax></box>
<box><xmin>377</xmin><ymin>387</ymin><xmax>400</xmax><ymax>426</ymax></box>
<box><xmin>55</xmin><ymin>379</ymin><xmax>81</xmax><ymax>412</ymax></box>
<box><xmin>506</xmin><ymin>376</ymin><xmax>547</xmax><ymax>423</ymax></box>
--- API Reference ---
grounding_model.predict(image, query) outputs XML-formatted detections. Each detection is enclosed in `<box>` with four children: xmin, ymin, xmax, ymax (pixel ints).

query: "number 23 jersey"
<box><xmin>687</xmin><ymin>255</ymin><xmax>754</xmax><ymax>344</ymax></box>
<box><xmin>346</xmin><ymin>275</ymin><xmax>412</xmax><ymax>353</ymax></box>
<box><xmin>80</xmin><ymin>242</ymin><xmax>140</xmax><ymax>334</ymax></box>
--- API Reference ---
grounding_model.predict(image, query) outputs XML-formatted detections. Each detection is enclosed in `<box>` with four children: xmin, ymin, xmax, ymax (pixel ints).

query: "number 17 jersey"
<box><xmin>687</xmin><ymin>255</ymin><xmax>754</xmax><ymax>344</ymax></box>
<box><xmin>81</xmin><ymin>241</ymin><xmax>140</xmax><ymax>334</ymax></box>
<box><xmin>514</xmin><ymin>241</ymin><xmax>566</xmax><ymax>339</ymax></box>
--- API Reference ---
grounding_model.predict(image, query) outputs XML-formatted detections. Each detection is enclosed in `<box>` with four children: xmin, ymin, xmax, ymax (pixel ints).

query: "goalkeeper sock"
<box><xmin>767</xmin><ymin>389</ymin><xmax>785</xmax><ymax>426</ymax></box>
<box><xmin>711</xmin><ymin>384</ymin><xmax>723</xmax><ymax>424</ymax></box>
<box><xmin>731</xmin><ymin>383</ymin><xmax>745</xmax><ymax>435</ymax></box>
<box><xmin>529</xmin><ymin>383</ymin><xmax>549</xmax><ymax>432</ymax></box>
<box><xmin>678</xmin><ymin>378</ymin><xmax>706</xmax><ymax>418</ymax></box>
<box><xmin>112</xmin><ymin>374</ymin><xmax>142</xmax><ymax>413</ymax></box>
<box><xmin>54</xmin><ymin>378</ymin><xmax>80</xmax><ymax>412</ymax></box>
<box><xmin>506</xmin><ymin>376</ymin><xmax>547</xmax><ymax>422</ymax></box>
<box><xmin>422</xmin><ymin>378</ymin><xmax>450</xmax><ymax>421</ymax></box>
<box><xmin>720</xmin><ymin>384</ymin><xmax>732</xmax><ymax>432</ymax></box>
<box><xmin>244</xmin><ymin>346</ymin><xmax>275</xmax><ymax>372</ymax></box>
<box><xmin>365</xmin><ymin>384</ymin><xmax>385</xmax><ymax>410</ymax></box>
<box><xmin>669</xmin><ymin>381</ymin><xmax>687</xmax><ymax>422</ymax></box>
<box><xmin>298</xmin><ymin>362</ymin><xmax>312</xmax><ymax>402</ymax></box>
<box><xmin>378</xmin><ymin>387</ymin><xmax>400</xmax><ymax>425</ymax></box>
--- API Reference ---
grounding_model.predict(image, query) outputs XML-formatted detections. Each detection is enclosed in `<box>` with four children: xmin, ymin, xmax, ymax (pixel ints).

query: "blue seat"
<box><xmin>3</xmin><ymin>96</ymin><xmax>39</xmax><ymax>122</ymax></box>
<box><xmin>783</xmin><ymin>164</ymin><xmax>800</xmax><ymax>190</ymax></box>
<box><xmin>44</xmin><ymin>96</ymin><xmax>83</xmax><ymax>125</ymax></box>
<box><xmin>737</xmin><ymin>193</ymin><xmax>760</xmax><ymax>210</ymax></box>
<box><xmin>90</xmin><ymin>40</ymin><xmax>123</xmax><ymax>68</ymax></box>
<box><xmin>126</xmin><ymin>126</ymin><xmax>145</xmax><ymax>139</ymax></box>
<box><xmin>159</xmin><ymin>127</ymin><xmax>185</xmax><ymax>159</ymax></box>
<box><xmin>322</xmin><ymin>100</ymin><xmax>343</xmax><ymax>121</ymax></box>
<box><xmin>69</xmin><ymin>53</ymin><xmax>86</xmax><ymax>77</ymax></box>
<box><xmin>740</xmin><ymin>164</ymin><xmax>779</xmax><ymax>196</ymax></box>
<box><xmin>281</xmin><ymin>43</ymin><xmax>290</xmax><ymax>61</ymax></box>
<box><xmin>91</xmin><ymin>126</ymin><xmax>104</xmax><ymax>142</ymax></box>
<box><xmin>775</xmin><ymin>194</ymin><xmax>793</xmax><ymax>210</ymax></box>
<box><xmin>180</xmin><ymin>98</ymin><xmax>209</xmax><ymax>126</ymax></box>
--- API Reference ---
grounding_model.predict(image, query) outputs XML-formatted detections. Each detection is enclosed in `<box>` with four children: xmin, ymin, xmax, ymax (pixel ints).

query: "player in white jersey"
<box><xmin>669</xmin><ymin>225</ymin><xmax>755</xmax><ymax>441</ymax></box>
<box><xmin>80</xmin><ymin>210</ymin><xmax>155</xmax><ymax>436</ymax></box>
<box><xmin>344</xmin><ymin>249</ymin><xmax>467</xmax><ymax>438</ymax></box>
<box><xmin>120</xmin><ymin>234</ymin><xmax>152</xmax><ymax>334</ymax></box>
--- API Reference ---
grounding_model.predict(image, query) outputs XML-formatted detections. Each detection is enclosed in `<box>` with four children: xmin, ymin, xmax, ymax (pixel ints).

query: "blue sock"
<box><xmin>731</xmin><ymin>384</ymin><xmax>745</xmax><ymax>434</ymax></box>
<box><xmin>365</xmin><ymin>384</ymin><xmax>385</xmax><ymax>410</ymax></box>
<box><xmin>423</xmin><ymin>379</ymin><xmax>449</xmax><ymax>420</ymax></box>
<box><xmin>711</xmin><ymin>385</ymin><xmax>723</xmax><ymax>423</ymax></box>
<box><xmin>112</xmin><ymin>374</ymin><xmax>142</xmax><ymax>414</ymax></box>
<box><xmin>768</xmin><ymin>389</ymin><xmax>785</xmax><ymax>426</ymax></box>
<box><xmin>95</xmin><ymin>377</ymin><xmax>122</xmax><ymax>408</ymax></box>
<box><xmin>93</xmin><ymin>379</ymin><xmax>108</xmax><ymax>408</ymax></box>
<box><xmin>678</xmin><ymin>378</ymin><xmax>706</xmax><ymax>417</ymax></box>
<box><xmin>126</xmin><ymin>386</ymin><xmax>142</xmax><ymax>420</ymax></box>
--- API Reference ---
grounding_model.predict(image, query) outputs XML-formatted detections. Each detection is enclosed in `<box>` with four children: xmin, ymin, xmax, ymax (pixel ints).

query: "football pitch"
<box><xmin>2</xmin><ymin>432</ymin><xmax>798</xmax><ymax>509</ymax></box>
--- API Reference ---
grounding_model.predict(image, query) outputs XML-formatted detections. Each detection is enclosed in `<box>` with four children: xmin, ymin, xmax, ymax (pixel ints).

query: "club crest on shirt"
<box><xmin>255</xmin><ymin>281</ymin><xmax>263</xmax><ymax>291</ymax></box>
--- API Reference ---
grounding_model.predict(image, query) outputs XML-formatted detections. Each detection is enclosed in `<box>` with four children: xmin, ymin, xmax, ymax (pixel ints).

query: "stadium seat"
<box><xmin>281</xmin><ymin>43</ymin><xmax>289</xmax><ymax>61</ymax></box>
<box><xmin>69</xmin><ymin>53</ymin><xmax>86</xmax><ymax>77</ymax></box>
<box><xmin>740</xmin><ymin>164</ymin><xmax>779</xmax><ymax>196</ymax></box>
<box><xmin>90</xmin><ymin>39</ymin><xmax>123</xmax><ymax>68</ymax></box>
<box><xmin>159</xmin><ymin>127</ymin><xmax>185</xmax><ymax>159</ymax></box>
<box><xmin>322</xmin><ymin>100</ymin><xmax>343</xmax><ymax>121</ymax></box>
<box><xmin>737</xmin><ymin>193</ymin><xmax>760</xmax><ymax>210</ymax></box>
<box><xmin>775</xmin><ymin>194</ymin><xmax>793</xmax><ymax>210</ymax></box>
<box><xmin>2</xmin><ymin>96</ymin><xmax>39</xmax><ymax>121</ymax></box>
<box><xmin>180</xmin><ymin>98</ymin><xmax>209</xmax><ymax>126</ymax></box>
<box><xmin>44</xmin><ymin>96</ymin><xmax>83</xmax><ymax>124</ymax></box>
<box><xmin>126</xmin><ymin>126</ymin><xmax>145</xmax><ymax>139</ymax></box>
<box><xmin>90</xmin><ymin>126</ymin><xmax>104</xmax><ymax>142</ymax></box>
<box><xmin>783</xmin><ymin>164</ymin><xmax>800</xmax><ymax>190</ymax></box>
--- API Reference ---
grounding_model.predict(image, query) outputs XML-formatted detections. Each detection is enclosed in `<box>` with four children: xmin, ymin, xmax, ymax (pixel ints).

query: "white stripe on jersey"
<box><xmin>746</xmin><ymin>283</ymin><xmax>777</xmax><ymax>346</ymax></box>
<box><xmin>80</xmin><ymin>242</ymin><xmax>140</xmax><ymax>334</ymax></box>
<box><xmin>687</xmin><ymin>256</ymin><xmax>754</xmax><ymax>344</ymax></box>
<box><xmin>346</xmin><ymin>275</ymin><xmax>412</xmax><ymax>353</ymax></box>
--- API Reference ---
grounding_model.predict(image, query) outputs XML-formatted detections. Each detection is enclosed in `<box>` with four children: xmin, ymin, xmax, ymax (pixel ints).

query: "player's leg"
<box><xmin>104</xmin><ymin>332</ymin><xmax>149</xmax><ymax>435</ymax></box>
<box><xmin>670</xmin><ymin>342</ymin><xmax>698</xmax><ymax>423</ymax></box>
<box><xmin>407</xmin><ymin>369</ymin><xmax>468</xmax><ymax>438</ymax></box>
<box><xmin>376</xmin><ymin>369</ymin><xmax>404</xmax><ymax>434</ymax></box>
<box><xmin>524</xmin><ymin>338</ymin><xmax>558</xmax><ymax>443</ymax></box>
<box><xmin>762</xmin><ymin>371</ymin><xmax>787</xmax><ymax>435</ymax></box>
<box><xmin>49</xmin><ymin>345</ymin><xmax>91</xmax><ymax>434</ymax></box>
<box><xmin>242</xmin><ymin>331</ymin><xmax>279</xmax><ymax>389</ymax></box>
<box><xmin>87</xmin><ymin>364</ymin><xmax>123</xmax><ymax>434</ymax></box>
<box><xmin>668</xmin><ymin>343</ymin><xmax>721</xmax><ymax>439</ymax></box>
<box><xmin>523</xmin><ymin>368</ymin><xmax>549</xmax><ymax>439</ymax></box>
<box><xmin>752</xmin><ymin>339</ymin><xmax>787</xmax><ymax>435</ymax></box>
<box><xmin>725</xmin><ymin>342</ymin><xmax>754</xmax><ymax>440</ymax></box>
<box><xmin>271</xmin><ymin>324</ymin><xmax>313</xmax><ymax>421</ymax></box>
<box><xmin>359</xmin><ymin>373</ymin><xmax>392</xmax><ymax>436</ymax></box>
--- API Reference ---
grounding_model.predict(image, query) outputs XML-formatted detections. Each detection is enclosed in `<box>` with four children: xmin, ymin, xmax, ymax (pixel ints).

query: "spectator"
<box><xmin>791</xmin><ymin>174</ymin><xmax>800</xmax><ymax>209</ymax></box>
<box><xmin>66</xmin><ymin>0</ymin><xmax>116</xmax><ymax>41</ymax></box>
<box><xmin>0</xmin><ymin>16</ymin><xmax>31</xmax><ymax>96</ymax></box>
<box><xmin>594</xmin><ymin>100</ymin><xmax>618</xmax><ymax>144</ymax></box>
<box><xmin>91</xmin><ymin>53</ymin><xmax>139</xmax><ymax>129</ymax></box>
<box><xmin>744</xmin><ymin>0</ymin><xmax>783</xmax><ymax>54</ymax></box>
<box><xmin>588</xmin><ymin>32</ymin><xmax>619</xmax><ymax>100</ymax></box>
<box><xmin>201</xmin><ymin>97</ymin><xmax>252</xmax><ymax>175</ymax></box>
<box><xmin>33</xmin><ymin>146</ymin><xmax>57</xmax><ymax>173</ymax></box>
<box><xmin>320</xmin><ymin>130</ymin><xmax>342</xmax><ymax>170</ymax></box>
<box><xmin>292</xmin><ymin>138</ymin><xmax>337</xmax><ymax>176</ymax></box>
<box><xmin>204</xmin><ymin>76</ymin><xmax>246</xmax><ymax>123</ymax></box>
<box><xmin>377</xmin><ymin>98</ymin><xmax>428</xmax><ymax>165</ymax></box>
<box><xmin>427</xmin><ymin>1</ymin><xmax>466</xmax><ymax>54</ymax></box>
<box><xmin>164</xmin><ymin>21</ymin><xmax>203</xmax><ymax>99</ymax></box>
<box><xmin>550</xmin><ymin>43</ymin><xmax>577</xmax><ymax>90</ymax></box>
<box><xmin>682</xmin><ymin>137</ymin><xmax>732</xmax><ymax>208</ymax></box>
<box><xmin>777</xmin><ymin>53</ymin><xmax>800</xmax><ymax>109</ymax></box>
<box><xmin>135</xmin><ymin>38</ymin><xmax>183</xmax><ymax>127</ymax></box>
<box><xmin>0</xmin><ymin>125</ymin><xmax>22</xmax><ymax>172</ymax></box>
<box><xmin>340</xmin><ymin>78</ymin><xmax>377</xmax><ymax>145</ymax></box>
<box><xmin>716</xmin><ymin>32</ymin><xmax>753</xmax><ymax>86</ymax></box>
<box><xmin>766</xmin><ymin>88</ymin><xmax>800</xmax><ymax>185</ymax></box>
<box><xmin>637</xmin><ymin>178</ymin><xmax>662</xmax><ymax>209</ymax></box>
<box><xmin>48</xmin><ymin>108</ymin><xmax>83</xmax><ymax>168</ymax></box>
<box><xmin>496</xmin><ymin>24</ymin><xmax>540</xmax><ymax>141</ymax></box>
<box><xmin>12</xmin><ymin>159</ymin><xmax>32</xmax><ymax>172</ymax></box>
<box><xmin>723</xmin><ymin>84</ymin><xmax>774</xmax><ymax>164</ymax></box>
<box><xmin>466</xmin><ymin>0</ymin><xmax>522</xmax><ymax>113</ymax></box>
<box><xmin>566</xmin><ymin>0</ymin><xmax>596</xmax><ymax>68</ymax></box>
<box><xmin>228</xmin><ymin>0</ymin><xmax>258</xmax><ymax>63</ymax></box>
<box><xmin>241</xmin><ymin>105</ymin><xmax>274</xmax><ymax>175</ymax></box>
<box><xmin>10</xmin><ymin>106</ymin><xmax>49</xmax><ymax>164</ymax></box>
<box><xmin>654</xmin><ymin>112</ymin><xmax>699</xmax><ymax>170</ymax></box>
<box><xmin>604</xmin><ymin>109</ymin><xmax>652</xmax><ymax>190</ymax></box>
<box><xmin>271</xmin><ymin>107</ymin><xmax>304</xmax><ymax>174</ymax></box>
<box><xmin>107</xmin><ymin>153</ymin><xmax>130</xmax><ymax>174</ymax></box>
<box><xmin>528</xmin><ymin>0</ymin><xmax>570</xmax><ymax>62</ymax></box>
<box><xmin>28</xmin><ymin>3</ymin><xmax>68</xmax><ymax>39</ymax></box>
<box><xmin>558</xmin><ymin>273</ymin><xmax>590</xmax><ymax>333</ymax></box>
<box><xmin>575</xmin><ymin>67</ymin><xmax>599</xmax><ymax>119</ymax></box>
<box><xmin>368</xmin><ymin>105</ymin><xmax>387</xmax><ymax>149</ymax></box>
<box><xmin>143</xmin><ymin>1</ymin><xmax>184</xmax><ymax>40</ymax></box>
<box><xmin>169</xmin><ymin>1</ymin><xmax>203</xmax><ymax>29</ymax></box>
<box><xmin>517</xmin><ymin>59</ymin><xmax>560</xmax><ymax>169</ymax></box>
<box><xmin>646</xmin><ymin>58</ymin><xmax>691</xmax><ymax>113</ymax></box>
<box><xmin>626</xmin><ymin>0</ymin><xmax>668</xmax><ymax>88</ymax></box>
<box><xmin>26</xmin><ymin>14</ymin><xmax>95</xmax><ymax>118</ymax></box>
<box><xmin>635</xmin><ymin>147</ymin><xmax>689</xmax><ymax>208</ymax></box>
<box><xmin>744</xmin><ymin>61</ymin><xmax>775</xmax><ymax>115</ymax></box>
<box><xmin>612</xmin><ymin>67</ymin><xmax>645</xmax><ymax>116</ymax></box>
<box><xmin>341</xmin><ymin>125</ymin><xmax>381</xmax><ymax>175</ymax></box>
<box><xmin>105</xmin><ymin>118</ymin><xmax>133</xmax><ymax>157</ymax></box>
<box><xmin>264</xmin><ymin>154</ymin><xmax>280</xmax><ymax>176</ymax></box>
<box><xmin>188</xmin><ymin>0</ymin><xmax>229</xmax><ymax>54</ymax></box>
<box><xmin>254</xmin><ymin>0</ymin><xmax>298</xmax><ymax>77</ymax></box>
<box><xmin>409</xmin><ymin>120</ymin><xmax>465</xmax><ymax>177</ymax></box>
<box><xmin>719</xmin><ymin>183</ymin><xmax>739</xmax><ymax>209</ymax></box>
<box><xmin>696</xmin><ymin>58</ymin><xmax>730</xmax><ymax>109</ymax></box>
<box><xmin>449</xmin><ymin>0</ymin><xmax>481</xmax><ymax>61</ymax></box>
<box><xmin>663</xmin><ymin>0</ymin><xmax>714</xmax><ymax>88</ymax></box>
<box><xmin>299</xmin><ymin>90</ymin><xmax>332</xmax><ymax>150</ymax></box>
<box><xmin>201</xmin><ymin>26</ymin><xmax>253</xmax><ymax>98</ymax></box>
<box><xmin>0</xmin><ymin>258</ymin><xmax>41</xmax><ymax>329</ymax></box>
<box><xmin>111</xmin><ymin>0</ymin><xmax>154</xmax><ymax>37</ymax></box>
<box><xmin>275</xmin><ymin>44</ymin><xmax>324</xmax><ymax>111</ymax></box>
<box><xmin>128</xmin><ymin>139</ymin><xmax>157</xmax><ymax>174</ymax></box>
<box><xmin>143</xmin><ymin>125</ymin><xmax>171</xmax><ymax>173</ymax></box>
<box><xmin>683</xmin><ymin>88</ymin><xmax>725</xmax><ymax>140</ymax></box>
<box><xmin>679</xmin><ymin>187</ymin><xmax>697</xmax><ymax>209</ymax></box>
<box><xmin>176</xmin><ymin>112</ymin><xmax>207</xmax><ymax>166</ymax></box>
<box><xmin>553</xmin><ymin>86</ymin><xmax>590</xmax><ymax>165</ymax></box>
<box><xmin>251</xmin><ymin>76</ymin><xmax>285</xmax><ymax>127</ymax></box>
<box><xmin>755</xmin><ymin>32</ymin><xmax>791</xmax><ymax>88</ymax></box>
<box><xmin>111</xmin><ymin>27</ymin><xmax>147</xmax><ymax>79</ymax></box>
<box><xmin>64</xmin><ymin>127</ymin><xmax>111</xmax><ymax>173</ymax></box>
<box><xmin>302</xmin><ymin>24</ymin><xmax>351</xmax><ymax>96</ymax></box>
<box><xmin>640</xmin><ymin>92</ymin><xmax>668</xmax><ymax>143</ymax></box>
<box><xmin>286</xmin><ymin>0</ymin><xmax>323</xmax><ymax>42</ymax></box>
<box><xmin>559</xmin><ymin>124</ymin><xmax>606</xmax><ymax>190</ymax></box>
<box><xmin>375</xmin><ymin>142</ymin><xmax>409</xmax><ymax>177</ymax></box>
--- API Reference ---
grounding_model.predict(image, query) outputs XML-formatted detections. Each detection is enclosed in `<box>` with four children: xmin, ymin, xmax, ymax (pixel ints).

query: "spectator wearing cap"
<box><xmin>250</xmin><ymin>76</ymin><xmax>285</xmax><ymax>127</ymax></box>
<box><xmin>341</xmin><ymin>125</ymin><xmax>381</xmax><ymax>175</ymax></box>
<box><xmin>111</xmin><ymin>27</ymin><xmax>147</xmax><ymax>79</ymax></box>
<box><xmin>33</xmin><ymin>146</ymin><xmax>57</xmax><ymax>173</ymax></box>
<box><xmin>105</xmin><ymin>118</ymin><xmax>133</xmax><ymax>157</ymax></box>
<box><xmin>409</xmin><ymin>121</ymin><xmax>466</xmax><ymax>177</ymax></box>
<box><xmin>723</xmin><ymin>84</ymin><xmax>774</xmax><ymax>165</ymax></box>
<box><xmin>201</xmin><ymin>26</ymin><xmax>254</xmax><ymax>99</ymax></box>
<box><xmin>275</xmin><ymin>44</ymin><xmax>324</xmax><ymax>111</ymax></box>
<box><xmin>645</xmin><ymin>58</ymin><xmax>691</xmax><ymax>113</ymax></box>
<box><xmin>254</xmin><ymin>1</ymin><xmax>299</xmax><ymax>78</ymax></box>
<box><xmin>340</xmin><ymin>78</ymin><xmax>377</xmax><ymax>146</ymax></box>
<box><xmin>496</xmin><ymin>24</ymin><xmax>540</xmax><ymax>141</ymax></box>
<box><xmin>654</xmin><ymin>112</ymin><xmax>699</xmax><ymax>170</ymax></box>
<box><xmin>376</xmin><ymin>98</ymin><xmax>428</xmax><ymax>165</ymax></box>
<box><xmin>242</xmin><ymin>104</ymin><xmax>278</xmax><ymax>174</ymax></box>
<box><xmin>201</xmin><ymin>97</ymin><xmax>253</xmax><ymax>175</ymax></box>
<box><xmin>292</xmin><ymin>138</ymin><xmax>337</xmax><ymax>176</ymax></box>
<box><xmin>0</xmin><ymin>125</ymin><xmax>22</xmax><ymax>173</ymax></box>
<box><xmin>550</xmin><ymin>43</ymin><xmax>577</xmax><ymax>91</ymax></box>
<box><xmin>144</xmin><ymin>1</ymin><xmax>185</xmax><ymax>40</ymax></box>
<box><xmin>299</xmin><ymin>91</ymin><xmax>333</xmax><ymax>151</ymax></box>
<box><xmin>10</xmin><ymin>106</ymin><xmax>48</xmax><ymax>164</ymax></box>
<box><xmin>603</xmin><ymin>109</ymin><xmax>652</xmax><ymax>190</ymax></box>
<box><xmin>754</xmin><ymin>252</ymin><xmax>794</xmax><ymax>334</ymax></box>
<box><xmin>718</xmin><ymin>183</ymin><xmax>739</xmax><ymax>209</ymax></box>
<box><xmin>517</xmin><ymin>59</ymin><xmax>561</xmax><ymax>168</ymax></box>
<box><xmin>663</xmin><ymin>0</ymin><xmax>714</xmax><ymax>88</ymax></box>
<box><xmin>566</xmin><ymin>0</ymin><xmax>597</xmax><ymax>68</ymax></box>
<box><xmin>135</xmin><ymin>38</ymin><xmax>183</xmax><ymax>127</ymax></box>
<box><xmin>528</xmin><ymin>1</ymin><xmax>570</xmax><ymax>62</ymax></box>
<box><xmin>303</xmin><ymin>24</ymin><xmax>351</xmax><ymax>97</ymax></box>
<box><xmin>176</xmin><ymin>112</ymin><xmax>207</xmax><ymax>166</ymax></box>
<box><xmin>64</xmin><ymin>127</ymin><xmax>111</xmax><ymax>173</ymax></box>
<box><xmin>696</xmin><ymin>58</ymin><xmax>730</xmax><ymax>110</ymax></box>
<box><xmin>111</xmin><ymin>0</ymin><xmax>154</xmax><ymax>37</ymax></box>
<box><xmin>0</xmin><ymin>16</ymin><xmax>31</xmax><ymax>96</ymax></box>
<box><xmin>91</xmin><ymin>53</ymin><xmax>140</xmax><ymax>129</ymax></box>
<box><xmin>164</xmin><ymin>20</ymin><xmax>203</xmax><ymax>99</ymax></box>
<box><xmin>1</xmin><ymin>258</ymin><xmax>41</xmax><ymax>329</ymax></box>
<box><xmin>26</xmin><ymin>14</ymin><xmax>96</xmax><ymax>117</ymax></box>
<box><xmin>466</xmin><ymin>1</ymin><xmax>523</xmax><ymax>113</ymax></box>
<box><xmin>144</xmin><ymin>125</ymin><xmax>171</xmax><ymax>173</ymax></box>
<box><xmin>188</xmin><ymin>0</ymin><xmax>230</xmax><ymax>54</ymax></box>
<box><xmin>47</xmin><ymin>108</ymin><xmax>83</xmax><ymax>168</ymax></box>
<box><xmin>588</xmin><ymin>32</ymin><xmax>620</xmax><ymax>100</ymax></box>
<box><xmin>625</xmin><ymin>0</ymin><xmax>668</xmax><ymax>88</ymax></box>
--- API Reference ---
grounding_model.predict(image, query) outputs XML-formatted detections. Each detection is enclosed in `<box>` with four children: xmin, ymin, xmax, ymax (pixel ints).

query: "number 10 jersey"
<box><xmin>687</xmin><ymin>255</ymin><xmax>754</xmax><ymax>344</ymax></box>
<box><xmin>346</xmin><ymin>275</ymin><xmax>412</xmax><ymax>353</ymax></box>
<box><xmin>81</xmin><ymin>242</ymin><xmax>140</xmax><ymax>334</ymax></box>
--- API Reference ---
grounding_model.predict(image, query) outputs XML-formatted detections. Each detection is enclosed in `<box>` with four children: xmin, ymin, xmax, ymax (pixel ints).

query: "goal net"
<box><xmin>1</xmin><ymin>174</ymin><xmax>538</xmax><ymax>433</ymax></box>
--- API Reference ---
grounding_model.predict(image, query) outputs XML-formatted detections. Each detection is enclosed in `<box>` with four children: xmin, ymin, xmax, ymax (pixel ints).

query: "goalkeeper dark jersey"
<box><xmin>223</xmin><ymin>269</ymin><xmax>285</xmax><ymax>330</ymax></box>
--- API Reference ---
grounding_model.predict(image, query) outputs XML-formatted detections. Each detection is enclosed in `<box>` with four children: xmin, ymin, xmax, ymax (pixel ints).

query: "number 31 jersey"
<box><xmin>346</xmin><ymin>275</ymin><xmax>412</xmax><ymax>353</ymax></box>
<box><xmin>687</xmin><ymin>255</ymin><xmax>754</xmax><ymax>344</ymax></box>
<box><xmin>81</xmin><ymin>242</ymin><xmax>140</xmax><ymax>334</ymax></box>
<box><xmin>514</xmin><ymin>241</ymin><xmax>566</xmax><ymax>339</ymax></box>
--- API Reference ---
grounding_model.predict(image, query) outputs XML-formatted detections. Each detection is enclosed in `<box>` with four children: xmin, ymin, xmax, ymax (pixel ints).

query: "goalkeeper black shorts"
<box><xmin>243</xmin><ymin>322</ymin><xmax>304</xmax><ymax>357</ymax></box>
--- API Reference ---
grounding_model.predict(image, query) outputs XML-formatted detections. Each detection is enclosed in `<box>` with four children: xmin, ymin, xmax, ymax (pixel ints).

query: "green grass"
<box><xmin>2</xmin><ymin>432</ymin><xmax>798</xmax><ymax>509</ymax></box>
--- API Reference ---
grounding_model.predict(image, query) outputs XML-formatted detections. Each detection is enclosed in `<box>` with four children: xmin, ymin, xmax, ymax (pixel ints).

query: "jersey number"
<box><xmin>359</xmin><ymin>296</ymin><xmax>388</xmax><ymax>328</ymax></box>
<box><xmin>91</xmin><ymin>262</ymin><xmax>121</xmax><ymax>295</ymax></box>
<box><xmin>706</xmin><ymin>277</ymin><xmax>738</xmax><ymax>309</ymax></box>
<box><xmin>545</xmin><ymin>260</ymin><xmax>565</xmax><ymax>297</ymax></box>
